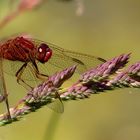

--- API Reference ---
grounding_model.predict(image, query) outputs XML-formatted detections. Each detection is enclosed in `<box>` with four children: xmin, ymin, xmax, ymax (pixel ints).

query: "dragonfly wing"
<box><xmin>47</xmin><ymin>98</ymin><xmax>64</xmax><ymax>113</ymax></box>
<box><xmin>46</xmin><ymin>42</ymin><xmax>106</xmax><ymax>73</ymax></box>
<box><xmin>3</xmin><ymin>59</ymin><xmax>23</xmax><ymax>76</ymax></box>
<box><xmin>2</xmin><ymin>59</ymin><xmax>39</xmax><ymax>82</ymax></box>
<box><xmin>0</xmin><ymin>57</ymin><xmax>8</xmax><ymax>102</ymax></box>
<box><xmin>0</xmin><ymin>57</ymin><xmax>5</xmax><ymax>98</ymax></box>
<box><xmin>0</xmin><ymin>57</ymin><xmax>11</xmax><ymax>118</ymax></box>
<box><xmin>63</xmin><ymin>50</ymin><xmax>106</xmax><ymax>69</ymax></box>
<box><xmin>41</xmin><ymin>50</ymin><xmax>105</xmax><ymax>75</ymax></box>
<box><xmin>31</xmin><ymin>39</ymin><xmax>106</xmax><ymax>74</ymax></box>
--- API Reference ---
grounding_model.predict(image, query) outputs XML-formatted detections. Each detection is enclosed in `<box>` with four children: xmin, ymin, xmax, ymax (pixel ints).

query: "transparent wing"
<box><xmin>2</xmin><ymin>59</ymin><xmax>40</xmax><ymax>84</ymax></box>
<box><xmin>47</xmin><ymin>98</ymin><xmax>64</xmax><ymax>113</ymax></box>
<box><xmin>0</xmin><ymin>57</ymin><xmax>6</xmax><ymax>99</ymax></box>
<box><xmin>32</xmin><ymin>39</ymin><xmax>106</xmax><ymax>75</ymax></box>
<box><xmin>0</xmin><ymin>56</ymin><xmax>11</xmax><ymax>119</ymax></box>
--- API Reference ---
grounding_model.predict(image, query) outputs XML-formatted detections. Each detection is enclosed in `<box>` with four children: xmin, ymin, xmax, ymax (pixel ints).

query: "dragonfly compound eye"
<box><xmin>37</xmin><ymin>43</ymin><xmax>52</xmax><ymax>63</ymax></box>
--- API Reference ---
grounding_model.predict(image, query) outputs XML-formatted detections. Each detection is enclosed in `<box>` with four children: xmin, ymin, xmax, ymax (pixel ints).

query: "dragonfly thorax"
<box><xmin>37</xmin><ymin>43</ymin><xmax>52</xmax><ymax>63</ymax></box>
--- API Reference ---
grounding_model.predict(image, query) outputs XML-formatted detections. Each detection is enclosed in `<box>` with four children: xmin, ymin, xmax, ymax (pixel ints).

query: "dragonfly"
<box><xmin>0</xmin><ymin>36</ymin><xmax>106</xmax><ymax>117</ymax></box>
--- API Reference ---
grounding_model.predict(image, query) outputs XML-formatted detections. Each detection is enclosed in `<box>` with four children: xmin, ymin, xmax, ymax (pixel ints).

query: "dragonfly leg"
<box><xmin>15</xmin><ymin>63</ymin><xmax>33</xmax><ymax>90</ymax></box>
<box><xmin>1</xmin><ymin>81</ymin><xmax>11</xmax><ymax>120</ymax></box>
<box><xmin>5</xmin><ymin>96</ymin><xmax>11</xmax><ymax>120</ymax></box>
<box><xmin>31</xmin><ymin>60</ymin><xmax>49</xmax><ymax>80</ymax></box>
<box><xmin>34</xmin><ymin>71</ymin><xmax>48</xmax><ymax>81</ymax></box>
<box><xmin>29</xmin><ymin>60</ymin><xmax>64</xmax><ymax>113</ymax></box>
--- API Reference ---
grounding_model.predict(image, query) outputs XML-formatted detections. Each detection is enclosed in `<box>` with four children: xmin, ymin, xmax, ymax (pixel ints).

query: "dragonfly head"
<box><xmin>37</xmin><ymin>43</ymin><xmax>52</xmax><ymax>63</ymax></box>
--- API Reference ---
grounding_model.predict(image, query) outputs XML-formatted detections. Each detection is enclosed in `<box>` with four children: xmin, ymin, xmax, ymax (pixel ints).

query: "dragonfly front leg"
<box><xmin>31</xmin><ymin>60</ymin><xmax>49</xmax><ymax>81</ymax></box>
<box><xmin>15</xmin><ymin>62</ymin><xmax>33</xmax><ymax>90</ymax></box>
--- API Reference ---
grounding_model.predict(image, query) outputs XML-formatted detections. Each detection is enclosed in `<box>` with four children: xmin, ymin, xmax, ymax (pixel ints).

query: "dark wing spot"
<box><xmin>97</xmin><ymin>57</ymin><xmax>106</xmax><ymax>62</ymax></box>
<box><xmin>71</xmin><ymin>58</ymin><xmax>85</xmax><ymax>65</ymax></box>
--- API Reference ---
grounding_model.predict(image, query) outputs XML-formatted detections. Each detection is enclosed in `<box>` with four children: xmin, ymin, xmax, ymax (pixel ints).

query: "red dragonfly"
<box><xmin>0</xmin><ymin>36</ymin><xmax>106</xmax><ymax>117</ymax></box>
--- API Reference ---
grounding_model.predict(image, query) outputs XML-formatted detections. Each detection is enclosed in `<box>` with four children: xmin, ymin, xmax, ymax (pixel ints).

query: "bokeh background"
<box><xmin>0</xmin><ymin>0</ymin><xmax>140</xmax><ymax>140</ymax></box>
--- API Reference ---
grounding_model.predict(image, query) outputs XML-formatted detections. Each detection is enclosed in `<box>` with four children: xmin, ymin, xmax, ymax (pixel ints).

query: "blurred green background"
<box><xmin>0</xmin><ymin>0</ymin><xmax>140</xmax><ymax>140</ymax></box>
